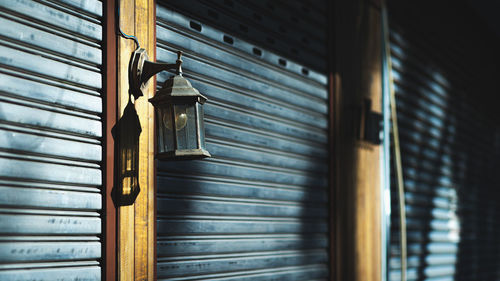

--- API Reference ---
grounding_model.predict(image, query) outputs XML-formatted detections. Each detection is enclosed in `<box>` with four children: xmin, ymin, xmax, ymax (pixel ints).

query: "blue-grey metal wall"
<box><xmin>0</xmin><ymin>0</ymin><xmax>103</xmax><ymax>280</ymax></box>
<box><xmin>156</xmin><ymin>1</ymin><xmax>330</xmax><ymax>280</ymax></box>
<box><xmin>388</xmin><ymin>26</ymin><xmax>500</xmax><ymax>281</ymax></box>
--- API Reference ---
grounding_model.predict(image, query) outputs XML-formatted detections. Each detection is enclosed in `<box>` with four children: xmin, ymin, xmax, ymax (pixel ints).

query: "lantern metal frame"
<box><xmin>129</xmin><ymin>48</ymin><xmax>211</xmax><ymax>160</ymax></box>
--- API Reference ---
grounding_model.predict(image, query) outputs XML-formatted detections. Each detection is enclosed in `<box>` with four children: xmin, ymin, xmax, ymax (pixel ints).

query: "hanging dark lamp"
<box><xmin>129</xmin><ymin>48</ymin><xmax>210</xmax><ymax>160</ymax></box>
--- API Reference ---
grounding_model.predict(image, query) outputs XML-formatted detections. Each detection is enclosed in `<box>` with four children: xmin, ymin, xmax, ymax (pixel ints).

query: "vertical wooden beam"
<box><xmin>104</xmin><ymin>0</ymin><xmax>117</xmax><ymax>280</ymax></box>
<box><xmin>117</xmin><ymin>0</ymin><xmax>156</xmax><ymax>280</ymax></box>
<box><xmin>355</xmin><ymin>5</ymin><xmax>382</xmax><ymax>280</ymax></box>
<box><xmin>329</xmin><ymin>72</ymin><xmax>343</xmax><ymax>281</ymax></box>
<box><xmin>149</xmin><ymin>4</ymin><xmax>157</xmax><ymax>279</ymax></box>
<box><xmin>327</xmin><ymin>0</ymin><xmax>339</xmax><ymax>279</ymax></box>
<box><xmin>333</xmin><ymin>0</ymin><xmax>383</xmax><ymax>280</ymax></box>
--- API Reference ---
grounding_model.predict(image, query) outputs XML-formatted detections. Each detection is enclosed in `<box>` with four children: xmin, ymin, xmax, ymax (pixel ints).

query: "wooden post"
<box><xmin>104</xmin><ymin>0</ymin><xmax>117</xmax><ymax>280</ymax></box>
<box><xmin>117</xmin><ymin>0</ymin><xmax>156</xmax><ymax>280</ymax></box>
<box><xmin>332</xmin><ymin>0</ymin><xmax>383</xmax><ymax>280</ymax></box>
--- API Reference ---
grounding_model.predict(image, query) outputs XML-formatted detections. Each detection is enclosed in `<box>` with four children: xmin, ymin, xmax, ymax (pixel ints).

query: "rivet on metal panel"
<box><xmin>223</xmin><ymin>35</ymin><xmax>234</xmax><ymax>45</ymax></box>
<box><xmin>252</xmin><ymin>48</ymin><xmax>262</xmax><ymax>56</ymax></box>
<box><xmin>189</xmin><ymin>21</ymin><xmax>202</xmax><ymax>32</ymax></box>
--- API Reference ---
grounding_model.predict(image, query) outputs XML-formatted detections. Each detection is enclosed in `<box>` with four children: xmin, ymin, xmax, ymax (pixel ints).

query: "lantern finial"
<box><xmin>176</xmin><ymin>51</ymin><xmax>183</xmax><ymax>76</ymax></box>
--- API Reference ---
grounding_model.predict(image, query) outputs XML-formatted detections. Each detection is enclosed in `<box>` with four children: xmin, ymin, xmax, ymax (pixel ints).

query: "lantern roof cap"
<box><xmin>150</xmin><ymin>74</ymin><xmax>207</xmax><ymax>104</ymax></box>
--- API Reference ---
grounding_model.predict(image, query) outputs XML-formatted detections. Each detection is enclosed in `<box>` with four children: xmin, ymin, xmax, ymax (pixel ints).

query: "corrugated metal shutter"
<box><xmin>156</xmin><ymin>1</ymin><xmax>330</xmax><ymax>280</ymax></box>
<box><xmin>0</xmin><ymin>0</ymin><xmax>103</xmax><ymax>280</ymax></box>
<box><xmin>388</xmin><ymin>25</ymin><xmax>500</xmax><ymax>280</ymax></box>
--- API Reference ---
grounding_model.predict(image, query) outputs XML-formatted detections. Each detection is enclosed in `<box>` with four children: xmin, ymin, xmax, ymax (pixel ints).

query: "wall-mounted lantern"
<box><xmin>129</xmin><ymin>48</ymin><xmax>210</xmax><ymax>160</ymax></box>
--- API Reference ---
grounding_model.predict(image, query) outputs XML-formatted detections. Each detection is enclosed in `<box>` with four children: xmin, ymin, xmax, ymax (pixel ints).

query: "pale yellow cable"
<box><xmin>382</xmin><ymin>4</ymin><xmax>407</xmax><ymax>281</ymax></box>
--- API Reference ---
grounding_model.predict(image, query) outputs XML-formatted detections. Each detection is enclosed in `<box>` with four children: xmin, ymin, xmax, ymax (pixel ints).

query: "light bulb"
<box><xmin>175</xmin><ymin>112</ymin><xmax>187</xmax><ymax>131</ymax></box>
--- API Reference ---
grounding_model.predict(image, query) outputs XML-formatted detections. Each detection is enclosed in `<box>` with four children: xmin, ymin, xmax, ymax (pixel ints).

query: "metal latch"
<box><xmin>357</xmin><ymin>98</ymin><xmax>383</xmax><ymax>145</ymax></box>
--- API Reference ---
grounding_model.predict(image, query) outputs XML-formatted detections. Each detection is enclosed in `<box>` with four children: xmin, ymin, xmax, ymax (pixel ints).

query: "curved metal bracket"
<box><xmin>128</xmin><ymin>48</ymin><xmax>183</xmax><ymax>99</ymax></box>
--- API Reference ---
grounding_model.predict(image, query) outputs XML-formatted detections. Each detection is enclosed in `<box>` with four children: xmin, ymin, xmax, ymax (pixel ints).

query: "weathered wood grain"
<box><xmin>117</xmin><ymin>0</ymin><xmax>156</xmax><ymax>280</ymax></box>
<box><xmin>332</xmin><ymin>0</ymin><xmax>383</xmax><ymax>280</ymax></box>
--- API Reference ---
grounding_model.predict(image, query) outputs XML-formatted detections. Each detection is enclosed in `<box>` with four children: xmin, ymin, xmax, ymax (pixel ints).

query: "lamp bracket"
<box><xmin>129</xmin><ymin>48</ymin><xmax>183</xmax><ymax>99</ymax></box>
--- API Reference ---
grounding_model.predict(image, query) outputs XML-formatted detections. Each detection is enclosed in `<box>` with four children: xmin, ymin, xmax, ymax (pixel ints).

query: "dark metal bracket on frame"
<box><xmin>129</xmin><ymin>48</ymin><xmax>183</xmax><ymax>99</ymax></box>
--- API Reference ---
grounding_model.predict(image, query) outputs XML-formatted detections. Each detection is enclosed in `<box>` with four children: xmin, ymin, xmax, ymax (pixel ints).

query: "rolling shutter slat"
<box><xmin>388</xmin><ymin>22</ymin><xmax>500</xmax><ymax>280</ymax></box>
<box><xmin>0</xmin><ymin>0</ymin><xmax>103</xmax><ymax>280</ymax></box>
<box><xmin>156</xmin><ymin>1</ymin><xmax>329</xmax><ymax>280</ymax></box>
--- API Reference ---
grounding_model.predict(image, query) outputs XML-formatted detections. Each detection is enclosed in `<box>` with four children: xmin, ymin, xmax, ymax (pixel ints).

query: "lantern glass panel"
<box><xmin>157</xmin><ymin>105</ymin><xmax>174</xmax><ymax>153</ymax></box>
<box><xmin>174</xmin><ymin>103</ymin><xmax>198</xmax><ymax>150</ymax></box>
<box><xmin>196</xmin><ymin>103</ymin><xmax>206</xmax><ymax>150</ymax></box>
